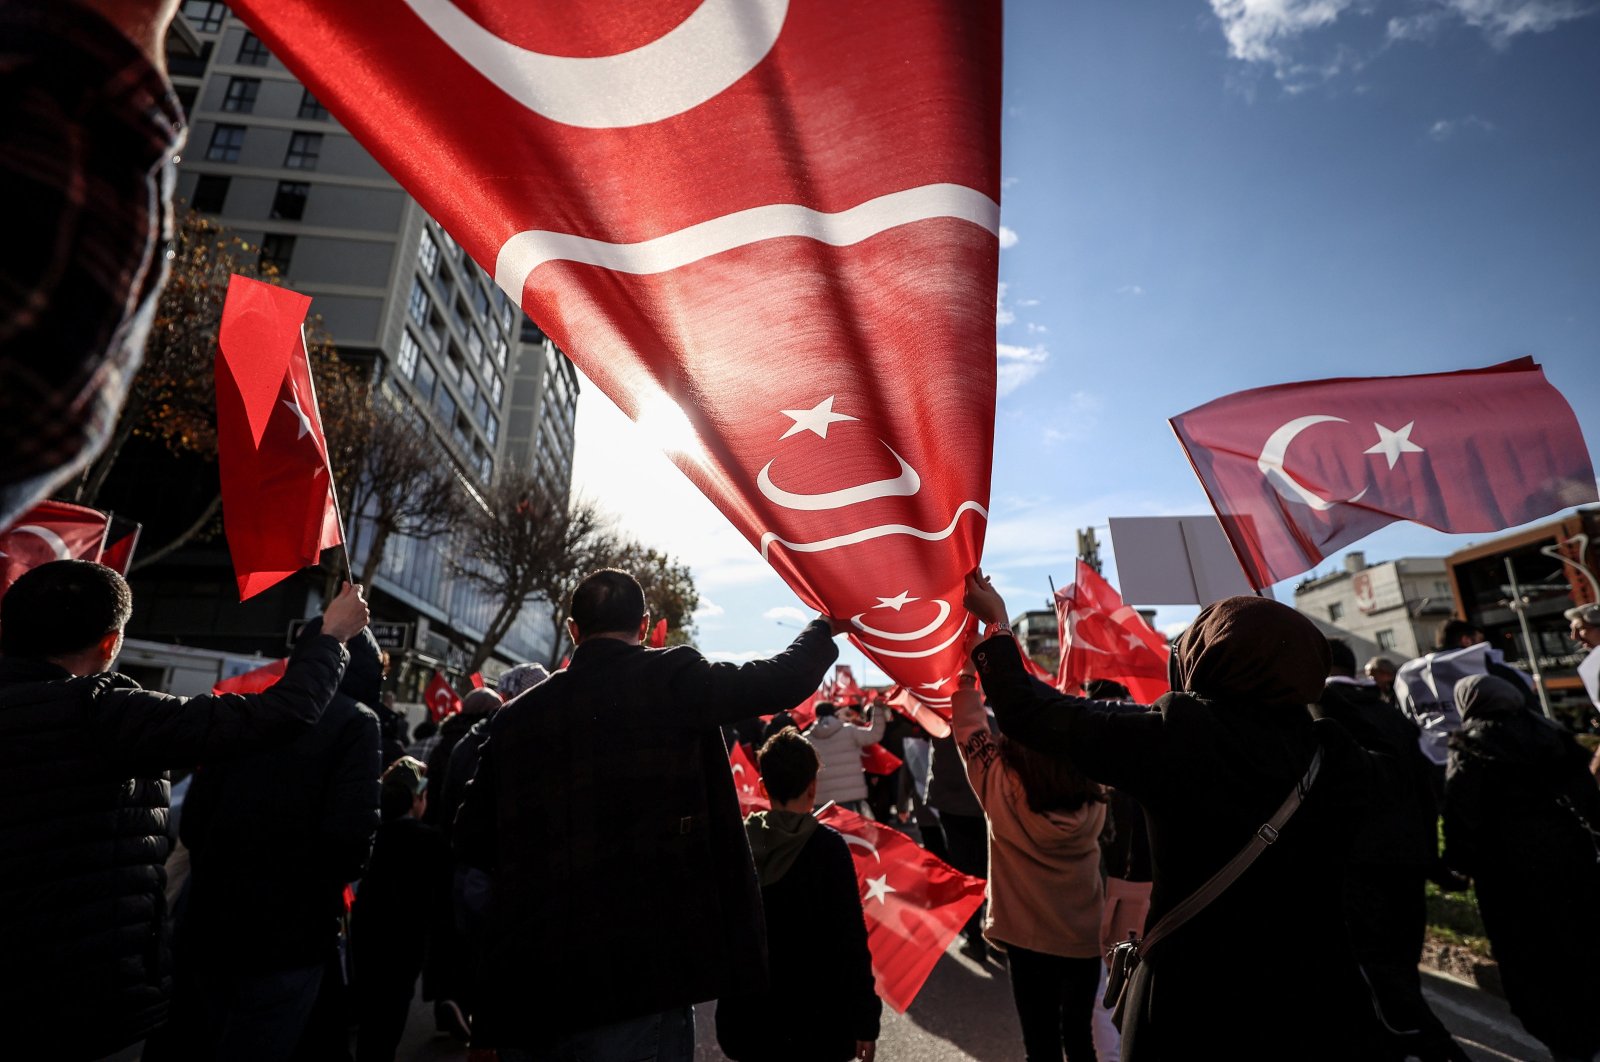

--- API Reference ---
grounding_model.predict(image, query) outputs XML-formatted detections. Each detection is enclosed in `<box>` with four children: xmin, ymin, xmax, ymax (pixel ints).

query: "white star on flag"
<box><xmin>282</xmin><ymin>382</ymin><xmax>314</xmax><ymax>440</ymax></box>
<box><xmin>778</xmin><ymin>396</ymin><xmax>856</xmax><ymax>440</ymax></box>
<box><xmin>876</xmin><ymin>590</ymin><xmax>919</xmax><ymax>612</ymax></box>
<box><xmin>863</xmin><ymin>873</ymin><xmax>897</xmax><ymax>905</ymax></box>
<box><xmin>1121</xmin><ymin>629</ymin><xmax>1146</xmax><ymax>652</ymax></box>
<box><xmin>1364</xmin><ymin>421</ymin><xmax>1424</xmax><ymax>470</ymax></box>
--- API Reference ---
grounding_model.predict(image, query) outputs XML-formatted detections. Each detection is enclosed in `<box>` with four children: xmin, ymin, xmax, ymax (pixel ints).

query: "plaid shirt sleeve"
<box><xmin>0</xmin><ymin>2</ymin><xmax>185</xmax><ymax>526</ymax></box>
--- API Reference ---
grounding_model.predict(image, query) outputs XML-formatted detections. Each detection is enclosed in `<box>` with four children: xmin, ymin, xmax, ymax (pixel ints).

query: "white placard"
<box><xmin>1108</xmin><ymin>516</ymin><xmax>1259</xmax><ymax>607</ymax></box>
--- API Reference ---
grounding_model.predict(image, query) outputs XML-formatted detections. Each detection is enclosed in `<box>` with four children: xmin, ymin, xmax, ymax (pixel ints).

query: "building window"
<box><xmin>236</xmin><ymin>31</ymin><xmax>270</xmax><ymax>66</ymax></box>
<box><xmin>415</xmin><ymin>358</ymin><xmax>437</xmax><ymax>401</ymax></box>
<box><xmin>269</xmin><ymin>181</ymin><xmax>309</xmax><ymax>221</ymax></box>
<box><xmin>259</xmin><ymin>233</ymin><xmax>295</xmax><ymax>273</ymax></box>
<box><xmin>418</xmin><ymin>232</ymin><xmax>439</xmax><ymax>277</ymax></box>
<box><xmin>284</xmin><ymin>131</ymin><xmax>322</xmax><ymax>170</ymax></box>
<box><xmin>190</xmin><ymin>174</ymin><xmax>230</xmax><ymax>213</ymax></box>
<box><xmin>1377</xmin><ymin>629</ymin><xmax>1397</xmax><ymax>651</ymax></box>
<box><xmin>407</xmin><ymin>279</ymin><xmax>430</xmax><ymax>325</ymax></box>
<box><xmin>493</xmin><ymin>337</ymin><xmax>509</xmax><ymax>369</ymax></box>
<box><xmin>181</xmin><ymin>0</ymin><xmax>226</xmax><ymax>32</ymax></box>
<box><xmin>501</xmin><ymin>303</ymin><xmax>516</xmax><ymax>334</ymax></box>
<box><xmin>474</xmin><ymin>395</ymin><xmax>490</xmax><ymax>426</ymax></box>
<box><xmin>205</xmin><ymin>124</ymin><xmax>246</xmax><ymax>162</ymax></box>
<box><xmin>425</xmin><ymin>311</ymin><xmax>446</xmax><ymax>353</ymax></box>
<box><xmin>460</xmin><ymin>373</ymin><xmax>478</xmax><ymax>407</ymax></box>
<box><xmin>485</xmin><ymin>412</ymin><xmax>499</xmax><ymax>445</ymax></box>
<box><xmin>1328</xmin><ymin>602</ymin><xmax>1344</xmax><ymax>622</ymax></box>
<box><xmin>489</xmin><ymin>374</ymin><xmax>503</xmax><ymax>404</ymax></box>
<box><xmin>441</xmin><ymin>343</ymin><xmax>463</xmax><ymax>381</ymax></box>
<box><xmin>397</xmin><ymin>332</ymin><xmax>421</xmax><ymax>379</ymax></box>
<box><xmin>221</xmin><ymin>77</ymin><xmax>259</xmax><ymax>113</ymax></box>
<box><xmin>467</xmin><ymin>326</ymin><xmax>484</xmax><ymax>364</ymax></box>
<box><xmin>434</xmin><ymin>386</ymin><xmax>457</xmax><ymax>424</ymax></box>
<box><xmin>298</xmin><ymin>90</ymin><xmax>329</xmax><ymax>121</ymax></box>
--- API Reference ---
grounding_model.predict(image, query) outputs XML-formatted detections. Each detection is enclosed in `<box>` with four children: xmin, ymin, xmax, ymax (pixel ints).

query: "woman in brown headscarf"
<box><xmin>964</xmin><ymin>570</ymin><xmax>1382</xmax><ymax>1061</ymax></box>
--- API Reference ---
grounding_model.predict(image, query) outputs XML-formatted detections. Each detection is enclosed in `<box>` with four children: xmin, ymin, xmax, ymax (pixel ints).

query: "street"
<box><xmin>391</xmin><ymin>945</ymin><xmax>1545</xmax><ymax>1062</ymax></box>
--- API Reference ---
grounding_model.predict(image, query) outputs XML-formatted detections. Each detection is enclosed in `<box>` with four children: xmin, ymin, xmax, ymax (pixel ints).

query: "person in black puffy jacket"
<box><xmin>162</xmin><ymin>617</ymin><xmax>383</xmax><ymax>1060</ymax></box>
<box><xmin>0</xmin><ymin>560</ymin><xmax>367</xmax><ymax>1061</ymax></box>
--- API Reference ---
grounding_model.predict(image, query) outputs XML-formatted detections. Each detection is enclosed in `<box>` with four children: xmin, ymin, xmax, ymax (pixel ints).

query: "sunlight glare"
<box><xmin>633</xmin><ymin>392</ymin><xmax>704</xmax><ymax>462</ymax></box>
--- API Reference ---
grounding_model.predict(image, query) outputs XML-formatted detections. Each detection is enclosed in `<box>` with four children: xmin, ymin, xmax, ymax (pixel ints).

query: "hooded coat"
<box><xmin>177</xmin><ymin>622</ymin><xmax>382</xmax><ymax>970</ymax></box>
<box><xmin>715</xmin><ymin>811</ymin><xmax>881</xmax><ymax>1061</ymax></box>
<box><xmin>805</xmin><ymin>708</ymin><xmax>886</xmax><ymax>806</ymax></box>
<box><xmin>952</xmin><ymin>689</ymin><xmax>1105</xmax><ymax>957</ymax></box>
<box><xmin>972</xmin><ymin>596</ymin><xmax>1383</xmax><ymax>1061</ymax></box>
<box><xmin>1444</xmin><ymin>674</ymin><xmax>1600</xmax><ymax>1059</ymax></box>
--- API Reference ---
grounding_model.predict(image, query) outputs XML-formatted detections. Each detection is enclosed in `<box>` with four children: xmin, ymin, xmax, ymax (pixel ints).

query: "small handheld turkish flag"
<box><xmin>817</xmin><ymin>804</ymin><xmax>985</xmax><ymax>1012</ymax></box>
<box><xmin>728</xmin><ymin>742</ymin><xmax>769</xmax><ymax>816</ymax></box>
<box><xmin>648</xmin><ymin>618</ymin><xmax>668</xmax><ymax>649</ymax></box>
<box><xmin>830</xmin><ymin>665</ymin><xmax>864</xmax><ymax>706</ymax></box>
<box><xmin>0</xmin><ymin>500</ymin><xmax>112</xmax><ymax>599</ymax></box>
<box><xmin>425</xmin><ymin>671</ymin><xmax>463</xmax><ymax>722</ymax></box>
<box><xmin>882</xmin><ymin>686</ymin><xmax>953</xmax><ymax>740</ymax></box>
<box><xmin>213</xmin><ymin>657</ymin><xmax>289</xmax><ymax>696</ymax></box>
<box><xmin>1055</xmin><ymin>560</ymin><xmax>1170</xmax><ymax>705</ymax></box>
<box><xmin>1172</xmin><ymin>358</ymin><xmax>1596</xmax><ymax>588</ymax></box>
<box><xmin>216</xmin><ymin>275</ymin><xmax>343</xmax><ymax>600</ymax></box>
<box><xmin>860</xmin><ymin>743</ymin><xmax>904</xmax><ymax>777</ymax></box>
<box><xmin>469</xmin><ymin>672</ymin><xmax>486</xmax><ymax>690</ymax></box>
<box><xmin>98</xmin><ymin>514</ymin><xmax>142</xmax><ymax>576</ymax></box>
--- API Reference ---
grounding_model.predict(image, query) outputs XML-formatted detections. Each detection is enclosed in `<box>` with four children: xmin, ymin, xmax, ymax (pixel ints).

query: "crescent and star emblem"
<box><xmin>841</xmin><ymin>833</ymin><xmax>881</xmax><ymax>862</ymax></box>
<box><xmin>1257</xmin><ymin>416</ymin><xmax>1425</xmax><ymax>511</ymax></box>
<box><xmin>401</xmin><ymin>0</ymin><xmax>789</xmax><ymax>129</ymax></box>
<box><xmin>0</xmin><ymin>524</ymin><xmax>72</xmax><ymax>562</ymax></box>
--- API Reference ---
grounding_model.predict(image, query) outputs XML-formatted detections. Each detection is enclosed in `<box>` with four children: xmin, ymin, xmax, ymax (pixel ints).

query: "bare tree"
<box><xmin>456</xmin><ymin>470</ymin><xmax>613</xmax><ymax>672</ymax></box>
<box><xmin>330</xmin><ymin>387</ymin><xmax>471</xmax><ymax>586</ymax></box>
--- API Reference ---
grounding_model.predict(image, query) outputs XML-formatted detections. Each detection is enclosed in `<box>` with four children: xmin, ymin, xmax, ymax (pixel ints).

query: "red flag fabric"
<box><xmin>469</xmin><ymin>672</ymin><xmax>486</xmax><ymax>690</ymax></box>
<box><xmin>216</xmin><ymin>276</ymin><xmax>343</xmax><ymax>600</ymax></box>
<box><xmin>816</xmin><ymin>805</ymin><xmax>985</xmax><ymax>1012</ymax></box>
<box><xmin>829</xmin><ymin>665</ymin><xmax>864</xmax><ymax>706</ymax></box>
<box><xmin>0</xmin><ymin>501</ymin><xmax>110</xmax><ymax>598</ymax></box>
<box><xmin>424</xmin><ymin>670</ymin><xmax>463</xmax><ymax>723</ymax></box>
<box><xmin>1171</xmin><ymin>358</ymin><xmax>1597</xmax><ymax>589</ymax></box>
<box><xmin>728</xmin><ymin>742</ymin><xmax>769</xmax><ymax>816</ymax></box>
<box><xmin>648</xmin><ymin>618</ymin><xmax>668</xmax><ymax>649</ymax></box>
<box><xmin>883</xmin><ymin>686</ymin><xmax>953</xmax><ymax>740</ymax></box>
<box><xmin>98</xmin><ymin>515</ymin><xmax>142</xmax><ymax>576</ymax></box>
<box><xmin>783</xmin><ymin>686</ymin><xmax>825</xmax><ymax>732</ymax></box>
<box><xmin>212</xmin><ymin>657</ymin><xmax>289</xmax><ymax>696</ymax></box>
<box><xmin>228</xmin><ymin>2</ymin><xmax>1001</xmax><ymax>690</ymax></box>
<box><xmin>1054</xmin><ymin>561</ymin><xmax>1170</xmax><ymax>705</ymax></box>
<box><xmin>860</xmin><ymin>743</ymin><xmax>904</xmax><ymax>777</ymax></box>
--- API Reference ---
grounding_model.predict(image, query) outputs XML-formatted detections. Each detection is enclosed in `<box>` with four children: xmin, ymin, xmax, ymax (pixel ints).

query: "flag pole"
<box><xmin>298</xmin><ymin>326</ymin><xmax>355</xmax><ymax>585</ymax></box>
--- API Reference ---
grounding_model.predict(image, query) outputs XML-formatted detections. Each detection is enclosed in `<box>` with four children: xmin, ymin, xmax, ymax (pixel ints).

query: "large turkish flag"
<box><xmin>0</xmin><ymin>501</ymin><xmax>111</xmax><ymax>599</ymax></box>
<box><xmin>228</xmin><ymin>1</ymin><xmax>1002</xmax><ymax>688</ymax></box>
<box><xmin>1171</xmin><ymin>358</ymin><xmax>1596</xmax><ymax>588</ymax></box>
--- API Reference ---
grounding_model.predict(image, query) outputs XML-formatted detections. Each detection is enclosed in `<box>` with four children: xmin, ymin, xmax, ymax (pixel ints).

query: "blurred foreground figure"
<box><xmin>454</xmin><ymin>568</ymin><xmax>843</xmax><ymax>1060</ymax></box>
<box><xmin>0</xmin><ymin>0</ymin><xmax>183</xmax><ymax>525</ymax></box>
<box><xmin>1444</xmin><ymin>674</ymin><xmax>1600</xmax><ymax>1062</ymax></box>
<box><xmin>0</xmin><ymin>561</ymin><xmax>367</xmax><ymax>1059</ymax></box>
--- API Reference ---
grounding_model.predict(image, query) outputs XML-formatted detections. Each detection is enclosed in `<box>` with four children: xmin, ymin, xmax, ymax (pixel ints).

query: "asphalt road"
<box><xmin>389</xmin><ymin>945</ymin><xmax>1547</xmax><ymax>1062</ymax></box>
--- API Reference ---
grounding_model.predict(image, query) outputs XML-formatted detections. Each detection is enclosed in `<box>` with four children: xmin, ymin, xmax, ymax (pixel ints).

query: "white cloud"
<box><xmin>998</xmin><ymin>225</ymin><xmax>1020</xmax><ymax>249</ymax></box>
<box><xmin>693</xmin><ymin>597</ymin><xmax>725</xmax><ymax>619</ymax></box>
<box><xmin>762</xmin><ymin>605</ymin><xmax>807</xmax><ymax>624</ymax></box>
<box><xmin>1208</xmin><ymin>0</ymin><xmax>1359</xmax><ymax>66</ymax></box>
<box><xmin>1000</xmin><ymin>176</ymin><xmax>1021</xmax><ymax>190</ymax></box>
<box><xmin>1116</xmin><ymin>284</ymin><xmax>1146</xmax><ymax>296</ymax></box>
<box><xmin>1428</xmin><ymin>114</ymin><xmax>1495</xmax><ymax>140</ymax></box>
<box><xmin>1162</xmin><ymin>621</ymin><xmax>1193</xmax><ymax>640</ymax></box>
<box><xmin>1018</xmin><ymin>297</ymin><xmax>1041</xmax><ymax>308</ymax></box>
<box><xmin>1026</xmin><ymin>321</ymin><xmax>1049</xmax><ymax>335</ymax></box>
<box><xmin>1436</xmin><ymin>0</ymin><xmax>1596</xmax><ymax>45</ymax></box>
<box><xmin>996</xmin><ymin>281</ymin><xmax>1015</xmax><ymax>328</ymax></box>
<box><xmin>996</xmin><ymin>342</ymin><xmax>1050</xmax><ymax>396</ymax></box>
<box><xmin>705</xmin><ymin>649</ymin><xmax>771</xmax><ymax>663</ymax></box>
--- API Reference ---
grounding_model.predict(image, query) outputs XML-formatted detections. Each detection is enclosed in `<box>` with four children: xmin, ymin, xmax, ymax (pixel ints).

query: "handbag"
<box><xmin>1102</xmin><ymin>747</ymin><xmax>1323</xmax><ymax>1027</ymax></box>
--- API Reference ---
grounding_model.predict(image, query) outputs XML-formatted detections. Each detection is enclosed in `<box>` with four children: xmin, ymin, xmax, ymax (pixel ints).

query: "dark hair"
<box><xmin>812</xmin><ymin>700</ymin><xmax>838</xmax><ymax>718</ymax></box>
<box><xmin>1436</xmin><ymin>618</ymin><xmax>1480</xmax><ymax>650</ymax></box>
<box><xmin>570</xmin><ymin>568</ymin><xmax>645</xmax><ymax>637</ymax></box>
<box><xmin>1326</xmin><ymin>638</ymin><xmax>1357</xmax><ymax>677</ymax></box>
<box><xmin>998</xmin><ymin>736</ymin><xmax>1104</xmax><ymax>814</ymax></box>
<box><xmin>760</xmin><ymin>710</ymin><xmax>795</xmax><ymax>744</ymax></box>
<box><xmin>1084</xmin><ymin>679</ymin><xmax>1131</xmax><ymax>701</ymax></box>
<box><xmin>412</xmin><ymin>719</ymin><xmax>438</xmax><ymax>741</ymax></box>
<box><xmin>756</xmin><ymin>727</ymin><xmax>820</xmax><ymax>804</ymax></box>
<box><xmin>379</xmin><ymin>756</ymin><xmax>427</xmax><ymax>821</ymax></box>
<box><xmin>0</xmin><ymin>559</ymin><xmax>131</xmax><ymax>659</ymax></box>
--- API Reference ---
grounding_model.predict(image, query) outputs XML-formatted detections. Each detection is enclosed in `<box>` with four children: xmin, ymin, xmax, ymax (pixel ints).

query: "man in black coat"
<box><xmin>1316</xmin><ymin>639</ymin><xmax>1467</xmax><ymax>1062</ymax></box>
<box><xmin>165</xmin><ymin>618</ymin><xmax>384</xmax><ymax>1059</ymax></box>
<box><xmin>454</xmin><ymin>568</ymin><xmax>844</xmax><ymax>1059</ymax></box>
<box><xmin>0</xmin><ymin>560</ymin><xmax>368</xmax><ymax>1060</ymax></box>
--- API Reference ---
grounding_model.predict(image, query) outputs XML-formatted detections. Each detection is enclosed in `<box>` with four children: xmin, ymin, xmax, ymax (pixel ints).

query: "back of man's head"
<box><xmin>569</xmin><ymin>568</ymin><xmax>645</xmax><ymax>638</ymax></box>
<box><xmin>1085</xmin><ymin>679</ymin><xmax>1131</xmax><ymax>701</ymax></box>
<box><xmin>1326</xmin><ymin>638</ymin><xmax>1357</xmax><ymax>678</ymax></box>
<box><xmin>1436</xmin><ymin>618</ymin><xmax>1480</xmax><ymax>650</ymax></box>
<box><xmin>1</xmin><ymin>560</ymin><xmax>131</xmax><ymax>661</ymax></box>
<box><xmin>757</xmin><ymin>727</ymin><xmax>819</xmax><ymax>805</ymax></box>
<box><xmin>812</xmin><ymin>700</ymin><xmax>838</xmax><ymax>719</ymax></box>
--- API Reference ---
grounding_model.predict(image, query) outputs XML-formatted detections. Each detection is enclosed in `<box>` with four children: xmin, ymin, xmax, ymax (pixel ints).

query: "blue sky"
<box><xmin>571</xmin><ymin>0</ymin><xmax>1600</xmax><ymax>682</ymax></box>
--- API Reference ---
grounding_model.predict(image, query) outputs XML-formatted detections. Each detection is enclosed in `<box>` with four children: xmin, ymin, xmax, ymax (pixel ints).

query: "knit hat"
<box><xmin>496</xmin><ymin>662</ymin><xmax>552</xmax><ymax>699</ymax></box>
<box><xmin>1565</xmin><ymin>603</ymin><xmax>1600</xmax><ymax>628</ymax></box>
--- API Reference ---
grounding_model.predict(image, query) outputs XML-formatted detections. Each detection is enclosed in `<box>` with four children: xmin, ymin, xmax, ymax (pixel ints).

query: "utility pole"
<box><xmin>1504</xmin><ymin>558</ymin><xmax>1555</xmax><ymax>719</ymax></box>
<box><xmin>1077</xmin><ymin>527</ymin><xmax>1102</xmax><ymax>574</ymax></box>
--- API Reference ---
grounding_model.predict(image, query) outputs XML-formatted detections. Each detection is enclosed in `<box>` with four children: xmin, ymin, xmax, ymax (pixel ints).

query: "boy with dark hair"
<box><xmin>715</xmin><ymin>728</ymin><xmax>881</xmax><ymax>1062</ymax></box>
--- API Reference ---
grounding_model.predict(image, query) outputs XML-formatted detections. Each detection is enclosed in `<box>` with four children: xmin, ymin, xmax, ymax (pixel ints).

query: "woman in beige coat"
<box><xmin>952</xmin><ymin>660</ymin><xmax>1106</xmax><ymax>1061</ymax></box>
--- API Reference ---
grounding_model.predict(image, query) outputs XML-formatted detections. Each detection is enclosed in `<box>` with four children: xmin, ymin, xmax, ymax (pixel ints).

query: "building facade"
<box><xmin>1293</xmin><ymin>552</ymin><xmax>1457</xmax><ymax>661</ymax></box>
<box><xmin>127</xmin><ymin>3</ymin><xmax>581</xmax><ymax>691</ymax></box>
